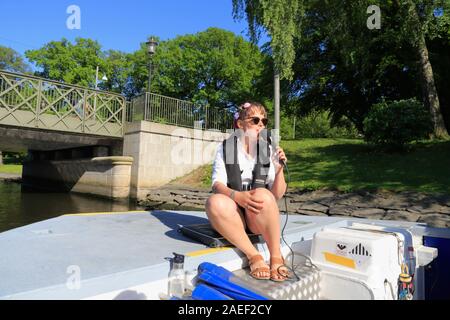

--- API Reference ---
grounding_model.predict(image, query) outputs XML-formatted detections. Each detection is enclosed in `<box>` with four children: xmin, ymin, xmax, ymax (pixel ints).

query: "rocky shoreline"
<box><xmin>0</xmin><ymin>173</ymin><xmax>21</xmax><ymax>183</ymax></box>
<box><xmin>140</xmin><ymin>184</ymin><xmax>450</xmax><ymax>228</ymax></box>
<box><xmin>3</xmin><ymin>172</ymin><xmax>448</xmax><ymax>228</ymax></box>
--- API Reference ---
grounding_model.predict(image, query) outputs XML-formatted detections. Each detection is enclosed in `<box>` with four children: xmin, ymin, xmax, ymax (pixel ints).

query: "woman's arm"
<box><xmin>270</xmin><ymin>146</ymin><xmax>288</xmax><ymax>201</ymax></box>
<box><xmin>270</xmin><ymin>167</ymin><xmax>287</xmax><ymax>201</ymax></box>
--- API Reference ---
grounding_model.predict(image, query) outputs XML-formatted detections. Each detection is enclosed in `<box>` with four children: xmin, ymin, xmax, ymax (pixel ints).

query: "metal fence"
<box><xmin>0</xmin><ymin>70</ymin><xmax>126</xmax><ymax>137</ymax></box>
<box><xmin>127</xmin><ymin>92</ymin><xmax>234</xmax><ymax>132</ymax></box>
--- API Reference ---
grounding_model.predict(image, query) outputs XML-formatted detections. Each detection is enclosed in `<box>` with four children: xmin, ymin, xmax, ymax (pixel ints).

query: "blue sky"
<box><xmin>0</xmin><ymin>0</ymin><xmax>267</xmax><ymax>60</ymax></box>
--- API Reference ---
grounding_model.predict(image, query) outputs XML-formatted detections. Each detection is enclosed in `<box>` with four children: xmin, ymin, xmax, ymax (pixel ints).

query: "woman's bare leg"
<box><xmin>243</xmin><ymin>188</ymin><xmax>288</xmax><ymax>280</ymax></box>
<box><xmin>205</xmin><ymin>193</ymin><xmax>269</xmax><ymax>278</ymax></box>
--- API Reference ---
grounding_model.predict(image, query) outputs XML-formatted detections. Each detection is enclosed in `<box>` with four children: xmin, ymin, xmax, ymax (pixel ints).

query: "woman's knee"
<box><xmin>252</xmin><ymin>188</ymin><xmax>277</xmax><ymax>206</ymax></box>
<box><xmin>206</xmin><ymin>194</ymin><xmax>233</xmax><ymax>217</ymax></box>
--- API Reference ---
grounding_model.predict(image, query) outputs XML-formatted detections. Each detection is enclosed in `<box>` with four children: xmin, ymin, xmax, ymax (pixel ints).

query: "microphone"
<box><xmin>260</xmin><ymin>129</ymin><xmax>286</xmax><ymax>168</ymax></box>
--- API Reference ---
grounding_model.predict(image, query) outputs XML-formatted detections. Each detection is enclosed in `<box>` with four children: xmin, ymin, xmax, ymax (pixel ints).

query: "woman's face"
<box><xmin>238</xmin><ymin>110</ymin><xmax>268</xmax><ymax>137</ymax></box>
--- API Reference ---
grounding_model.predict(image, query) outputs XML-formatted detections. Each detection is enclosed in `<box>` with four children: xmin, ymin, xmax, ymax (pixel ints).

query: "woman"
<box><xmin>205</xmin><ymin>101</ymin><xmax>289</xmax><ymax>281</ymax></box>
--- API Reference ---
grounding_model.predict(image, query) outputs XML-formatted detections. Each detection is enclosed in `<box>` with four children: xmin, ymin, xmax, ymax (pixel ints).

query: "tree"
<box><xmin>399</xmin><ymin>0</ymin><xmax>450</xmax><ymax>138</ymax></box>
<box><xmin>232</xmin><ymin>0</ymin><xmax>304</xmax><ymax>81</ymax></box>
<box><xmin>233</xmin><ymin>0</ymin><xmax>450</xmax><ymax>137</ymax></box>
<box><xmin>428</xmin><ymin>14</ymin><xmax>450</xmax><ymax>131</ymax></box>
<box><xmin>23</xmin><ymin>30</ymin><xmax>267</xmax><ymax>109</ymax></box>
<box><xmin>0</xmin><ymin>46</ymin><xmax>31</xmax><ymax>166</ymax></box>
<box><xmin>128</xmin><ymin>28</ymin><xmax>267</xmax><ymax>108</ymax></box>
<box><xmin>25</xmin><ymin>38</ymin><xmax>104</xmax><ymax>87</ymax></box>
<box><xmin>0</xmin><ymin>46</ymin><xmax>30</xmax><ymax>73</ymax></box>
<box><xmin>100</xmin><ymin>49</ymin><xmax>132</xmax><ymax>95</ymax></box>
<box><xmin>288</xmin><ymin>0</ymin><xmax>426</xmax><ymax>131</ymax></box>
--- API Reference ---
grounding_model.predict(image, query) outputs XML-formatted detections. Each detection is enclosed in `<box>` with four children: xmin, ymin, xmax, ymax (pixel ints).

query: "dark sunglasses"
<box><xmin>246</xmin><ymin>116</ymin><xmax>268</xmax><ymax>126</ymax></box>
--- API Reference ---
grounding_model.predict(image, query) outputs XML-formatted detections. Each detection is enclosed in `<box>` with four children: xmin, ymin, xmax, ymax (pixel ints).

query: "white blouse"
<box><xmin>211</xmin><ymin>137</ymin><xmax>277</xmax><ymax>190</ymax></box>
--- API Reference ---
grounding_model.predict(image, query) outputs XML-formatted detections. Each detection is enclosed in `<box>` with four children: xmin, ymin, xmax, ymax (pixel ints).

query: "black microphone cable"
<box><xmin>279</xmin><ymin>159</ymin><xmax>318</xmax><ymax>282</ymax></box>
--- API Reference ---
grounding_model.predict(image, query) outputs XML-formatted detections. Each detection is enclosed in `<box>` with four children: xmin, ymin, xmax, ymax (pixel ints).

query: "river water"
<box><xmin>0</xmin><ymin>179</ymin><xmax>145</xmax><ymax>233</ymax></box>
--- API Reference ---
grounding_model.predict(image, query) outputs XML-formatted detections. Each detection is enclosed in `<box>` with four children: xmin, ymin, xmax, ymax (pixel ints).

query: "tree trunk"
<box><xmin>0</xmin><ymin>151</ymin><xmax>3</xmax><ymax>165</ymax></box>
<box><xmin>417</xmin><ymin>35</ymin><xmax>449</xmax><ymax>139</ymax></box>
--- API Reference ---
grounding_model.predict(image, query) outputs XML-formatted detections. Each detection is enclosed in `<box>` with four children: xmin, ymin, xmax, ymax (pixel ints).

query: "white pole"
<box><xmin>274</xmin><ymin>69</ymin><xmax>280</xmax><ymax>144</ymax></box>
<box><xmin>293</xmin><ymin>115</ymin><xmax>296</xmax><ymax>140</ymax></box>
<box><xmin>95</xmin><ymin>66</ymin><xmax>99</xmax><ymax>90</ymax></box>
<box><xmin>94</xmin><ymin>66</ymin><xmax>99</xmax><ymax>118</ymax></box>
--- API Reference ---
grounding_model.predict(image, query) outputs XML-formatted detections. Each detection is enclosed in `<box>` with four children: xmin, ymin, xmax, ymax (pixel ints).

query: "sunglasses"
<box><xmin>246</xmin><ymin>116</ymin><xmax>268</xmax><ymax>126</ymax></box>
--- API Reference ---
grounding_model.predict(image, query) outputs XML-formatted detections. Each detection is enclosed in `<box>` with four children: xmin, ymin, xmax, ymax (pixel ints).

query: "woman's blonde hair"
<box><xmin>236</xmin><ymin>101</ymin><xmax>267</xmax><ymax>121</ymax></box>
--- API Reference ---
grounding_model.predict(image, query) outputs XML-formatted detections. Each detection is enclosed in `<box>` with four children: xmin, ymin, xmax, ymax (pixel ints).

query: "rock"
<box><xmin>298</xmin><ymin>201</ymin><xmax>329</xmax><ymax>213</ymax></box>
<box><xmin>328</xmin><ymin>205</ymin><xmax>354</xmax><ymax>216</ymax></box>
<box><xmin>294</xmin><ymin>209</ymin><xmax>328</xmax><ymax>216</ymax></box>
<box><xmin>417</xmin><ymin>214</ymin><xmax>450</xmax><ymax>229</ymax></box>
<box><xmin>407</xmin><ymin>204</ymin><xmax>445</xmax><ymax>214</ymax></box>
<box><xmin>351</xmin><ymin>208</ymin><xmax>386</xmax><ymax>220</ymax></box>
<box><xmin>334</xmin><ymin>193</ymin><xmax>377</xmax><ymax>208</ymax></box>
<box><xmin>382</xmin><ymin>210</ymin><xmax>420</xmax><ymax>223</ymax></box>
<box><xmin>140</xmin><ymin>184</ymin><xmax>450</xmax><ymax>226</ymax></box>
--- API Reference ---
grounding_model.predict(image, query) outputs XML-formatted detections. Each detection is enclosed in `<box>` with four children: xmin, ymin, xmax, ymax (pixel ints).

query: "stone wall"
<box><xmin>139</xmin><ymin>187</ymin><xmax>450</xmax><ymax>229</ymax></box>
<box><xmin>123</xmin><ymin>121</ymin><xmax>229</xmax><ymax>200</ymax></box>
<box><xmin>22</xmin><ymin>156</ymin><xmax>133</xmax><ymax>199</ymax></box>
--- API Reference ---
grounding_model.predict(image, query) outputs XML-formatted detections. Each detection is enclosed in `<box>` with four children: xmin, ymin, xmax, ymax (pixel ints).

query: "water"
<box><xmin>0</xmin><ymin>179</ymin><xmax>145</xmax><ymax>233</ymax></box>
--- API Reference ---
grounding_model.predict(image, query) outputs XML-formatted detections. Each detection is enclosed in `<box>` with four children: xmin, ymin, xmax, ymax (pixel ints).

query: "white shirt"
<box><xmin>211</xmin><ymin>137</ymin><xmax>277</xmax><ymax>190</ymax></box>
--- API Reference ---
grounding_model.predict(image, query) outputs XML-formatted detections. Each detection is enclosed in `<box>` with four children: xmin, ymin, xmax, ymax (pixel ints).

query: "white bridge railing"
<box><xmin>0</xmin><ymin>70</ymin><xmax>126</xmax><ymax>138</ymax></box>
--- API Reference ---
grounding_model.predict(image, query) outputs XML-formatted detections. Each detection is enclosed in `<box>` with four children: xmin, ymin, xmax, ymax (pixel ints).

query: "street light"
<box><xmin>95</xmin><ymin>66</ymin><xmax>108</xmax><ymax>90</ymax></box>
<box><xmin>146</xmin><ymin>37</ymin><xmax>158</xmax><ymax>93</ymax></box>
<box><xmin>94</xmin><ymin>66</ymin><xmax>108</xmax><ymax>119</ymax></box>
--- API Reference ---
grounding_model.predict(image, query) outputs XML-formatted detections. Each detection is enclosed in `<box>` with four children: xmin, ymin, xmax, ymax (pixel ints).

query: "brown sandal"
<box><xmin>248</xmin><ymin>254</ymin><xmax>270</xmax><ymax>280</ymax></box>
<box><xmin>270</xmin><ymin>257</ymin><xmax>290</xmax><ymax>282</ymax></box>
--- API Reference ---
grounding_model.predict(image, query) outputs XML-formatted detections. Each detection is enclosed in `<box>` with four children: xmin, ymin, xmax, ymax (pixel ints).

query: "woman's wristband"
<box><xmin>229</xmin><ymin>190</ymin><xmax>236</xmax><ymax>201</ymax></box>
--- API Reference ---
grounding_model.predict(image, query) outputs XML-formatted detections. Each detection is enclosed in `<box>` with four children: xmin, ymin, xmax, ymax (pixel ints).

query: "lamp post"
<box><xmin>146</xmin><ymin>37</ymin><xmax>158</xmax><ymax>93</ymax></box>
<box><xmin>95</xmin><ymin>66</ymin><xmax>108</xmax><ymax>90</ymax></box>
<box><xmin>94</xmin><ymin>66</ymin><xmax>108</xmax><ymax>117</ymax></box>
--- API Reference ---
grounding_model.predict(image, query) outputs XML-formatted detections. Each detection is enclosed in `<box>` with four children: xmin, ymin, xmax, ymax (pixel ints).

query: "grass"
<box><xmin>0</xmin><ymin>164</ymin><xmax>22</xmax><ymax>175</ymax></box>
<box><xmin>280</xmin><ymin>138</ymin><xmax>450</xmax><ymax>194</ymax></box>
<box><xmin>184</xmin><ymin>138</ymin><xmax>450</xmax><ymax>194</ymax></box>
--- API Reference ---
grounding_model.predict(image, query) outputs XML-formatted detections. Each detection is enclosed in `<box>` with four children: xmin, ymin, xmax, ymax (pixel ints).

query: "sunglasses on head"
<box><xmin>246</xmin><ymin>116</ymin><xmax>268</xmax><ymax>126</ymax></box>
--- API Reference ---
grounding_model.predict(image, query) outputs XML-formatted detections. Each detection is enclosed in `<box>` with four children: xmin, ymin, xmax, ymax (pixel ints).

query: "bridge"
<box><xmin>0</xmin><ymin>70</ymin><xmax>126</xmax><ymax>153</ymax></box>
<box><xmin>0</xmin><ymin>70</ymin><xmax>232</xmax><ymax>200</ymax></box>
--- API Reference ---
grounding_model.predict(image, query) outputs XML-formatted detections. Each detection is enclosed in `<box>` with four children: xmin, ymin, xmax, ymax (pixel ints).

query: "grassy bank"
<box><xmin>0</xmin><ymin>164</ymin><xmax>22</xmax><ymax>175</ymax></box>
<box><xmin>183</xmin><ymin>138</ymin><xmax>450</xmax><ymax>194</ymax></box>
<box><xmin>281</xmin><ymin>138</ymin><xmax>450</xmax><ymax>194</ymax></box>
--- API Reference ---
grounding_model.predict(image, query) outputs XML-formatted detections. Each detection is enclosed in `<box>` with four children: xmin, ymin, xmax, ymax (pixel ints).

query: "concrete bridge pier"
<box><xmin>123</xmin><ymin>121</ymin><xmax>229</xmax><ymax>200</ymax></box>
<box><xmin>12</xmin><ymin>122</ymin><xmax>229</xmax><ymax>201</ymax></box>
<box><xmin>22</xmin><ymin>146</ymin><xmax>133</xmax><ymax>199</ymax></box>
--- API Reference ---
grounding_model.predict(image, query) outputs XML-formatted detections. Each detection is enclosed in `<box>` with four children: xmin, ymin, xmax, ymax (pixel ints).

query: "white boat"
<box><xmin>0</xmin><ymin>209</ymin><xmax>448</xmax><ymax>300</ymax></box>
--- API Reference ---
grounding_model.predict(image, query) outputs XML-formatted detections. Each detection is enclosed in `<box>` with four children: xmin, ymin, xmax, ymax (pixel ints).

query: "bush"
<box><xmin>281</xmin><ymin>110</ymin><xmax>359</xmax><ymax>139</ymax></box>
<box><xmin>1</xmin><ymin>151</ymin><xmax>28</xmax><ymax>164</ymax></box>
<box><xmin>363</xmin><ymin>98</ymin><xmax>432</xmax><ymax>150</ymax></box>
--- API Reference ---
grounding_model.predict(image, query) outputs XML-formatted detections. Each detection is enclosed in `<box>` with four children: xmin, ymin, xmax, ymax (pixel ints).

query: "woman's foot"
<box><xmin>248</xmin><ymin>254</ymin><xmax>270</xmax><ymax>280</ymax></box>
<box><xmin>270</xmin><ymin>256</ymin><xmax>290</xmax><ymax>282</ymax></box>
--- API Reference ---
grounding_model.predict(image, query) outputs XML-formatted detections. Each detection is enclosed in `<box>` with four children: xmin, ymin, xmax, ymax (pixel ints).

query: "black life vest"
<box><xmin>222</xmin><ymin>131</ymin><xmax>271</xmax><ymax>191</ymax></box>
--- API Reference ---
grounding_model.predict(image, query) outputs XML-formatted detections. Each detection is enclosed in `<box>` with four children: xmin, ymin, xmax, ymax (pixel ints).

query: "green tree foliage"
<box><xmin>23</xmin><ymin>29</ymin><xmax>267</xmax><ymax>109</ymax></box>
<box><xmin>281</xmin><ymin>110</ymin><xmax>359</xmax><ymax>139</ymax></box>
<box><xmin>25</xmin><ymin>38</ymin><xmax>104</xmax><ymax>87</ymax></box>
<box><xmin>0</xmin><ymin>46</ymin><xmax>30</xmax><ymax>73</ymax></box>
<box><xmin>233</xmin><ymin>0</ymin><xmax>450</xmax><ymax>137</ymax></box>
<box><xmin>232</xmin><ymin>0</ymin><xmax>304</xmax><ymax>80</ymax></box>
<box><xmin>128</xmin><ymin>28</ymin><xmax>267</xmax><ymax>108</ymax></box>
<box><xmin>101</xmin><ymin>49</ymin><xmax>131</xmax><ymax>95</ymax></box>
<box><xmin>363</xmin><ymin>98</ymin><xmax>432</xmax><ymax>149</ymax></box>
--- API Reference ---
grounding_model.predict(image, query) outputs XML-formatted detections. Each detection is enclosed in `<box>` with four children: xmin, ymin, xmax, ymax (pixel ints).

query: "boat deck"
<box><xmin>0</xmin><ymin>209</ymin><xmax>438</xmax><ymax>299</ymax></box>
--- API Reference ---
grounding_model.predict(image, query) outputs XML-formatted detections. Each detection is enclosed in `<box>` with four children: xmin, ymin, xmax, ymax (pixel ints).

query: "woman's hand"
<box><xmin>273</xmin><ymin>146</ymin><xmax>287</xmax><ymax>173</ymax></box>
<box><xmin>235</xmin><ymin>190</ymin><xmax>264</xmax><ymax>214</ymax></box>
